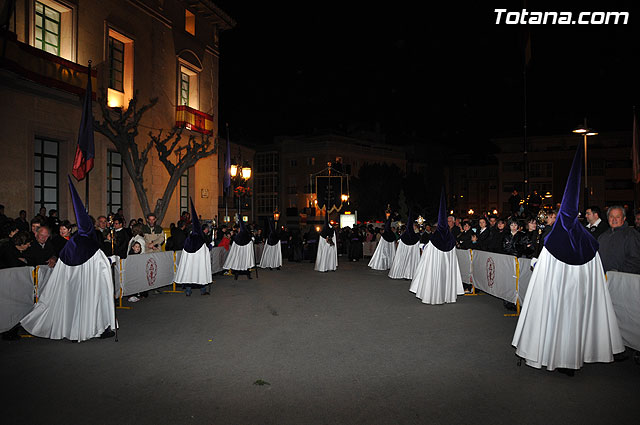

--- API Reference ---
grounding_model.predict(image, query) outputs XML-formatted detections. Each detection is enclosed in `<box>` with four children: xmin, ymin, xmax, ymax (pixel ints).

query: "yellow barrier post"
<box><xmin>116</xmin><ymin>259</ymin><xmax>131</xmax><ymax>310</ymax></box>
<box><xmin>464</xmin><ymin>250</ymin><xmax>483</xmax><ymax>296</ymax></box>
<box><xmin>504</xmin><ymin>258</ymin><xmax>521</xmax><ymax>317</ymax></box>
<box><xmin>163</xmin><ymin>251</ymin><xmax>184</xmax><ymax>293</ymax></box>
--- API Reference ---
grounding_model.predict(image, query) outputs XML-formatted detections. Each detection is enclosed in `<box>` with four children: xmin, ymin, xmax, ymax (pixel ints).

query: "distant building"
<box><xmin>253</xmin><ymin>133</ymin><xmax>408</xmax><ymax>228</ymax></box>
<box><xmin>445</xmin><ymin>131</ymin><xmax>636</xmax><ymax>217</ymax></box>
<box><xmin>0</xmin><ymin>0</ymin><xmax>234</xmax><ymax>223</ymax></box>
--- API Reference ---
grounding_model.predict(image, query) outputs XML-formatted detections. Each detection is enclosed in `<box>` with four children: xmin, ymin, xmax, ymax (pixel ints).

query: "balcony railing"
<box><xmin>175</xmin><ymin>105</ymin><xmax>213</xmax><ymax>136</ymax></box>
<box><xmin>0</xmin><ymin>30</ymin><xmax>96</xmax><ymax>98</ymax></box>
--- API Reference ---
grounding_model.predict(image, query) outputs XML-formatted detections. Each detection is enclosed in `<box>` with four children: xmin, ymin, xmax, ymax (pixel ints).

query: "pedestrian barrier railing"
<box><xmin>2</xmin><ymin>250</ymin><xmax>638</xmax><ymax>350</ymax></box>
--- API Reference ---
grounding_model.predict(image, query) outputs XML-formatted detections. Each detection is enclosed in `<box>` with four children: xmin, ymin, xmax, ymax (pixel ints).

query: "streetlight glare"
<box><xmin>241</xmin><ymin>167</ymin><xmax>251</xmax><ymax>179</ymax></box>
<box><xmin>230</xmin><ymin>164</ymin><xmax>238</xmax><ymax>177</ymax></box>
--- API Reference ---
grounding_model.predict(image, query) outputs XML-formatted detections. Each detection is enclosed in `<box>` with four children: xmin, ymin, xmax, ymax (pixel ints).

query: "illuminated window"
<box><xmin>180</xmin><ymin>71</ymin><xmax>190</xmax><ymax>106</ymax></box>
<box><xmin>185</xmin><ymin>9</ymin><xmax>195</xmax><ymax>36</ymax></box>
<box><xmin>109</xmin><ymin>37</ymin><xmax>124</xmax><ymax>92</ymax></box>
<box><xmin>107</xmin><ymin>29</ymin><xmax>134</xmax><ymax>108</ymax></box>
<box><xmin>180</xmin><ymin>172</ymin><xmax>189</xmax><ymax>213</ymax></box>
<box><xmin>107</xmin><ymin>151</ymin><xmax>122</xmax><ymax>214</ymax></box>
<box><xmin>178</xmin><ymin>65</ymin><xmax>198</xmax><ymax>108</ymax></box>
<box><xmin>34</xmin><ymin>137</ymin><xmax>59</xmax><ymax>214</ymax></box>
<box><xmin>35</xmin><ymin>2</ymin><xmax>60</xmax><ymax>55</ymax></box>
<box><xmin>33</xmin><ymin>0</ymin><xmax>74</xmax><ymax>60</ymax></box>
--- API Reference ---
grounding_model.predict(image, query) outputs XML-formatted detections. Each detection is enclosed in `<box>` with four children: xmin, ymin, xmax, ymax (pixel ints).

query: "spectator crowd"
<box><xmin>2</xmin><ymin>202</ymin><xmax>640</xmax><ymax>277</ymax></box>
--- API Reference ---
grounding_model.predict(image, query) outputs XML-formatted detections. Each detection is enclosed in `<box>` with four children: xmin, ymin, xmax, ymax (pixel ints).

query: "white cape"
<box><xmin>388</xmin><ymin>240</ymin><xmax>420</xmax><ymax>280</ymax></box>
<box><xmin>174</xmin><ymin>244</ymin><xmax>212</xmax><ymax>285</ymax></box>
<box><xmin>20</xmin><ymin>250</ymin><xmax>116</xmax><ymax>342</ymax></box>
<box><xmin>409</xmin><ymin>242</ymin><xmax>464</xmax><ymax>304</ymax></box>
<box><xmin>315</xmin><ymin>235</ymin><xmax>337</xmax><ymax>272</ymax></box>
<box><xmin>368</xmin><ymin>239</ymin><xmax>396</xmax><ymax>270</ymax></box>
<box><xmin>259</xmin><ymin>241</ymin><xmax>282</xmax><ymax>269</ymax></box>
<box><xmin>223</xmin><ymin>241</ymin><xmax>255</xmax><ymax>271</ymax></box>
<box><xmin>512</xmin><ymin>248</ymin><xmax>624</xmax><ymax>371</ymax></box>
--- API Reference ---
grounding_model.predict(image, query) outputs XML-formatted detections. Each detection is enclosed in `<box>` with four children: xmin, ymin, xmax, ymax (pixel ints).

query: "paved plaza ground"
<box><xmin>2</xmin><ymin>260</ymin><xmax>639</xmax><ymax>424</ymax></box>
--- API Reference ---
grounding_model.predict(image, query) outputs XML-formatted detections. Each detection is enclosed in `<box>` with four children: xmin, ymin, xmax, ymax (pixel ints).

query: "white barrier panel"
<box><xmin>456</xmin><ymin>249</ymin><xmax>472</xmax><ymax>284</ymax></box>
<box><xmin>363</xmin><ymin>241</ymin><xmax>377</xmax><ymax>257</ymax></box>
<box><xmin>0</xmin><ymin>266</ymin><xmax>35</xmax><ymax>333</ymax></box>
<box><xmin>517</xmin><ymin>257</ymin><xmax>533</xmax><ymax>304</ymax></box>
<box><xmin>471</xmin><ymin>250</ymin><xmax>517</xmax><ymax>303</ymax></box>
<box><xmin>607</xmin><ymin>271</ymin><xmax>640</xmax><ymax>351</ymax></box>
<box><xmin>254</xmin><ymin>243</ymin><xmax>264</xmax><ymax>264</ymax></box>
<box><xmin>211</xmin><ymin>247</ymin><xmax>228</xmax><ymax>273</ymax></box>
<box><xmin>36</xmin><ymin>264</ymin><xmax>54</xmax><ymax>298</ymax></box>
<box><xmin>121</xmin><ymin>251</ymin><xmax>176</xmax><ymax>297</ymax></box>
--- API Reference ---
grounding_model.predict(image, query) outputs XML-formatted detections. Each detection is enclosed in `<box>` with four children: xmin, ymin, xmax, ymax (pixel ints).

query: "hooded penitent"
<box><xmin>320</xmin><ymin>213</ymin><xmax>334</xmax><ymax>239</ymax></box>
<box><xmin>267</xmin><ymin>217</ymin><xmax>279</xmax><ymax>246</ymax></box>
<box><xmin>59</xmin><ymin>176</ymin><xmax>101</xmax><ymax>266</ymax></box>
<box><xmin>543</xmin><ymin>142</ymin><xmax>598</xmax><ymax>265</ymax></box>
<box><xmin>184</xmin><ymin>198</ymin><xmax>207</xmax><ymax>253</ymax></box>
<box><xmin>382</xmin><ymin>215</ymin><xmax>396</xmax><ymax>243</ymax></box>
<box><xmin>400</xmin><ymin>211</ymin><xmax>420</xmax><ymax>245</ymax></box>
<box><xmin>429</xmin><ymin>187</ymin><xmax>456</xmax><ymax>252</ymax></box>
<box><xmin>234</xmin><ymin>218</ymin><xmax>252</xmax><ymax>246</ymax></box>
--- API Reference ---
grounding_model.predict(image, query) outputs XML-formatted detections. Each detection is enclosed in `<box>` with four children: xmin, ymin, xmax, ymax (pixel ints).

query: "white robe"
<box><xmin>20</xmin><ymin>250</ymin><xmax>116</xmax><ymax>342</ymax></box>
<box><xmin>512</xmin><ymin>247</ymin><xmax>625</xmax><ymax>371</ymax></box>
<box><xmin>388</xmin><ymin>240</ymin><xmax>420</xmax><ymax>280</ymax></box>
<box><xmin>174</xmin><ymin>244</ymin><xmax>212</xmax><ymax>285</ymax></box>
<box><xmin>223</xmin><ymin>241</ymin><xmax>256</xmax><ymax>271</ymax></box>
<box><xmin>259</xmin><ymin>241</ymin><xmax>283</xmax><ymax>269</ymax></box>
<box><xmin>315</xmin><ymin>235</ymin><xmax>337</xmax><ymax>272</ymax></box>
<box><xmin>368</xmin><ymin>239</ymin><xmax>396</xmax><ymax>270</ymax></box>
<box><xmin>409</xmin><ymin>242</ymin><xmax>464</xmax><ymax>304</ymax></box>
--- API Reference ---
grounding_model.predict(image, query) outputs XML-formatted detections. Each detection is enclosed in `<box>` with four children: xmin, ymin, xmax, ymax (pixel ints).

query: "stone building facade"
<box><xmin>0</xmin><ymin>0</ymin><xmax>234</xmax><ymax>224</ymax></box>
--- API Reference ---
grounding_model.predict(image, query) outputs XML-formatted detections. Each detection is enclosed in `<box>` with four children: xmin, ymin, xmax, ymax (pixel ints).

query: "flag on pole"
<box><xmin>224</xmin><ymin>124</ymin><xmax>231</xmax><ymax>195</ymax></box>
<box><xmin>72</xmin><ymin>62</ymin><xmax>95</xmax><ymax>181</ymax></box>
<box><xmin>633</xmin><ymin>108</ymin><xmax>640</xmax><ymax>184</ymax></box>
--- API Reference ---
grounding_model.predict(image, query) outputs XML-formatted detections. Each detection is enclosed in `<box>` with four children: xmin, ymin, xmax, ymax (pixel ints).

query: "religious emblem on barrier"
<box><xmin>486</xmin><ymin>257</ymin><xmax>496</xmax><ymax>288</ymax></box>
<box><xmin>146</xmin><ymin>257</ymin><xmax>158</xmax><ymax>286</ymax></box>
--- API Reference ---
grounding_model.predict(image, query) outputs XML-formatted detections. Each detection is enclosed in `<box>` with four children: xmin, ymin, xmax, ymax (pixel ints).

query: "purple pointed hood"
<box><xmin>59</xmin><ymin>175</ymin><xmax>101</xmax><ymax>266</ymax></box>
<box><xmin>234</xmin><ymin>218</ymin><xmax>252</xmax><ymax>246</ymax></box>
<box><xmin>429</xmin><ymin>187</ymin><xmax>456</xmax><ymax>252</ymax></box>
<box><xmin>400</xmin><ymin>211</ymin><xmax>420</xmax><ymax>245</ymax></box>
<box><xmin>382</xmin><ymin>215</ymin><xmax>396</xmax><ymax>243</ymax></box>
<box><xmin>544</xmin><ymin>142</ymin><xmax>598</xmax><ymax>265</ymax></box>
<box><xmin>184</xmin><ymin>198</ymin><xmax>207</xmax><ymax>253</ymax></box>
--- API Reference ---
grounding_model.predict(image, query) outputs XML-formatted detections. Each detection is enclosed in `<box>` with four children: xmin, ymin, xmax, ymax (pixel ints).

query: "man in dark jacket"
<box><xmin>598</xmin><ymin>206</ymin><xmax>640</xmax><ymax>274</ymax></box>
<box><xmin>24</xmin><ymin>225</ymin><xmax>57</xmax><ymax>267</ymax></box>
<box><xmin>585</xmin><ymin>206</ymin><xmax>609</xmax><ymax>240</ymax></box>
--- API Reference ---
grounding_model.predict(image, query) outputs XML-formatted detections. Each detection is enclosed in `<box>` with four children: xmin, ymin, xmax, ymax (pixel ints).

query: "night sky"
<box><xmin>216</xmin><ymin>2</ymin><xmax>640</xmax><ymax>151</ymax></box>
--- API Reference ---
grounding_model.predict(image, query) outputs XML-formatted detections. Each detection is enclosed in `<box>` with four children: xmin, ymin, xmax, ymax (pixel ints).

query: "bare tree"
<box><xmin>94</xmin><ymin>91</ymin><xmax>217</xmax><ymax>224</ymax></box>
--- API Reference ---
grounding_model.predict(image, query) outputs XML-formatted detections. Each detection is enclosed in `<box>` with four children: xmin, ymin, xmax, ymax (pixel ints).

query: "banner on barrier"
<box><xmin>516</xmin><ymin>257</ymin><xmax>533</xmax><ymax>303</ymax></box>
<box><xmin>121</xmin><ymin>251</ymin><xmax>176</xmax><ymax>297</ymax></box>
<box><xmin>36</xmin><ymin>264</ymin><xmax>54</xmax><ymax>298</ymax></box>
<box><xmin>456</xmin><ymin>249</ymin><xmax>472</xmax><ymax>284</ymax></box>
<box><xmin>471</xmin><ymin>250</ymin><xmax>517</xmax><ymax>303</ymax></box>
<box><xmin>607</xmin><ymin>271</ymin><xmax>640</xmax><ymax>351</ymax></box>
<box><xmin>211</xmin><ymin>247</ymin><xmax>228</xmax><ymax>273</ymax></box>
<box><xmin>0</xmin><ymin>266</ymin><xmax>35</xmax><ymax>333</ymax></box>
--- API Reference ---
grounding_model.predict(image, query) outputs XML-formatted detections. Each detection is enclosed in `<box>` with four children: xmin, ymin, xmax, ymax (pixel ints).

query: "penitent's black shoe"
<box><xmin>100</xmin><ymin>328</ymin><xmax>115</xmax><ymax>339</ymax></box>
<box><xmin>557</xmin><ymin>368</ymin><xmax>575</xmax><ymax>377</ymax></box>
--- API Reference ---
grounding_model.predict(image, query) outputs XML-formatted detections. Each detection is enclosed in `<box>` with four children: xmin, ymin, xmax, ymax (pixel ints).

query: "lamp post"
<box><xmin>230</xmin><ymin>160</ymin><xmax>252</xmax><ymax>223</ymax></box>
<box><xmin>572</xmin><ymin>118</ymin><xmax>598</xmax><ymax>212</ymax></box>
<box><xmin>273</xmin><ymin>208</ymin><xmax>280</xmax><ymax>223</ymax></box>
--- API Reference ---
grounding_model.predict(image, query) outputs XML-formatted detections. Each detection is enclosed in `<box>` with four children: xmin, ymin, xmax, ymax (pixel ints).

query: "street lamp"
<box><xmin>230</xmin><ymin>159</ymin><xmax>252</xmax><ymax>222</ymax></box>
<box><xmin>385</xmin><ymin>204</ymin><xmax>392</xmax><ymax>220</ymax></box>
<box><xmin>572</xmin><ymin>118</ymin><xmax>598</xmax><ymax>211</ymax></box>
<box><xmin>273</xmin><ymin>208</ymin><xmax>280</xmax><ymax>222</ymax></box>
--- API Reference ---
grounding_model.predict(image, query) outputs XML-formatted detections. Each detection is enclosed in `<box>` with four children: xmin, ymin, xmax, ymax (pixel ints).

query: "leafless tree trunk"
<box><xmin>94</xmin><ymin>91</ymin><xmax>217</xmax><ymax>225</ymax></box>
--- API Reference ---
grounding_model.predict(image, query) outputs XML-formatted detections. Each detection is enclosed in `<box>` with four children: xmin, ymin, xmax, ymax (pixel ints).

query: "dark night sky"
<box><xmin>215</xmin><ymin>2</ymin><xmax>640</xmax><ymax>150</ymax></box>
